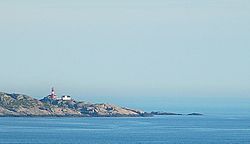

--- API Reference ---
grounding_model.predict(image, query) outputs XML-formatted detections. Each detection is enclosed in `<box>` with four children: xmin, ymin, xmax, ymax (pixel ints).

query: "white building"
<box><xmin>61</xmin><ymin>95</ymin><xmax>72</xmax><ymax>101</ymax></box>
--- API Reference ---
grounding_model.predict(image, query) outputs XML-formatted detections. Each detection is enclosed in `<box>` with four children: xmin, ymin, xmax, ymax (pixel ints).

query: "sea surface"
<box><xmin>0</xmin><ymin>115</ymin><xmax>249</xmax><ymax>144</ymax></box>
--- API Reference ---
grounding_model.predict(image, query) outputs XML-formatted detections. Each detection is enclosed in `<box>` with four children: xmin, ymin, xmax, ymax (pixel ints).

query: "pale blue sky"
<box><xmin>0</xmin><ymin>0</ymin><xmax>249</xmax><ymax>114</ymax></box>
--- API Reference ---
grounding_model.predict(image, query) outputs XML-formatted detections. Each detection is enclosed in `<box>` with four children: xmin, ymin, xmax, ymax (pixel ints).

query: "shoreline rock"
<box><xmin>151</xmin><ymin>111</ymin><xmax>183</xmax><ymax>115</ymax></box>
<box><xmin>0</xmin><ymin>92</ymin><xmax>203</xmax><ymax>117</ymax></box>
<box><xmin>0</xmin><ymin>92</ymin><xmax>148</xmax><ymax>117</ymax></box>
<box><xmin>151</xmin><ymin>111</ymin><xmax>203</xmax><ymax>116</ymax></box>
<box><xmin>187</xmin><ymin>113</ymin><xmax>203</xmax><ymax>116</ymax></box>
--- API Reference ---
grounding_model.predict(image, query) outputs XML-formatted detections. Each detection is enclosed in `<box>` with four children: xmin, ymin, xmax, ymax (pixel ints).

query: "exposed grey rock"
<box><xmin>187</xmin><ymin>113</ymin><xmax>203</xmax><ymax>116</ymax></box>
<box><xmin>0</xmin><ymin>92</ymin><xmax>148</xmax><ymax>117</ymax></box>
<box><xmin>151</xmin><ymin>111</ymin><xmax>183</xmax><ymax>115</ymax></box>
<box><xmin>150</xmin><ymin>111</ymin><xmax>203</xmax><ymax>116</ymax></box>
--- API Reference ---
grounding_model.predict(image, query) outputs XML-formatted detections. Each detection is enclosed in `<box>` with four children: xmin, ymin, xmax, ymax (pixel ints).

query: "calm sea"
<box><xmin>0</xmin><ymin>115</ymin><xmax>249</xmax><ymax>144</ymax></box>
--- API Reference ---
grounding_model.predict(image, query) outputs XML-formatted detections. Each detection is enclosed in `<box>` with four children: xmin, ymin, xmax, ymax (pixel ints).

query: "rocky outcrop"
<box><xmin>151</xmin><ymin>111</ymin><xmax>182</xmax><ymax>115</ymax></box>
<box><xmin>0</xmin><ymin>92</ymin><xmax>147</xmax><ymax>117</ymax></box>
<box><xmin>78</xmin><ymin>103</ymin><xmax>145</xmax><ymax>117</ymax></box>
<box><xmin>187</xmin><ymin>113</ymin><xmax>203</xmax><ymax>116</ymax></box>
<box><xmin>151</xmin><ymin>111</ymin><xmax>203</xmax><ymax>116</ymax></box>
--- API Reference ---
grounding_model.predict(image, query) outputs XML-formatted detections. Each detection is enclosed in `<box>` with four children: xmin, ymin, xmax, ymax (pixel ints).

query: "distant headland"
<box><xmin>0</xmin><ymin>88</ymin><xmax>202</xmax><ymax>117</ymax></box>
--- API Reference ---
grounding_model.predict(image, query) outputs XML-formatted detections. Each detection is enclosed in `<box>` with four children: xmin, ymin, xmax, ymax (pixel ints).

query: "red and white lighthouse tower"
<box><xmin>49</xmin><ymin>87</ymin><xmax>57</xmax><ymax>99</ymax></box>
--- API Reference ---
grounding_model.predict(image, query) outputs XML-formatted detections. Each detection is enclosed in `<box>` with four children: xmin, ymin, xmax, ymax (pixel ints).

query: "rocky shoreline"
<box><xmin>0</xmin><ymin>92</ymin><xmax>151</xmax><ymax>117</ymax></box>
<box><xmin>0</xmin><ymin>92</ymin><xmax>202</xmax><ymax>117</ymax></box>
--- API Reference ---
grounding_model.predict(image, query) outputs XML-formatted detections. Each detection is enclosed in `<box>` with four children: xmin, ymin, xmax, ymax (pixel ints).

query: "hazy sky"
<box><xmin>0</xmin><ymin>0</ymin><xmax>249</xmax><ymax>113</ymax></box>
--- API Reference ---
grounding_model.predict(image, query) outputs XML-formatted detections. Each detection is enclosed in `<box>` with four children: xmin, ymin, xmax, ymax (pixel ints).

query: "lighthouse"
<box><xmin>49</xmin><ymin>87</ymin><xmax>57</xmax><ymax>99</ymax></box>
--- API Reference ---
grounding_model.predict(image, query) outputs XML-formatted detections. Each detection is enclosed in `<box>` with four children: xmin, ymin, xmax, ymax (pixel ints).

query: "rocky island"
<box><xmin>0</xmin><ymin>88</ymin><xmax>154</xmax><ymax>117</ymax></box>
<box><xmin>0</xmin><ymin>91</ymin><xmax>150</xmax><ymax>117</ymax></box>
<box><xmin>151</xmin><ymin>111</ymin><xmax>203</xmax><ymax>116</ymax></box>
<box><xmin>0</xmin><ymin>88</ymin><xmax>202</xmax><ymax>117</ymax></box>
